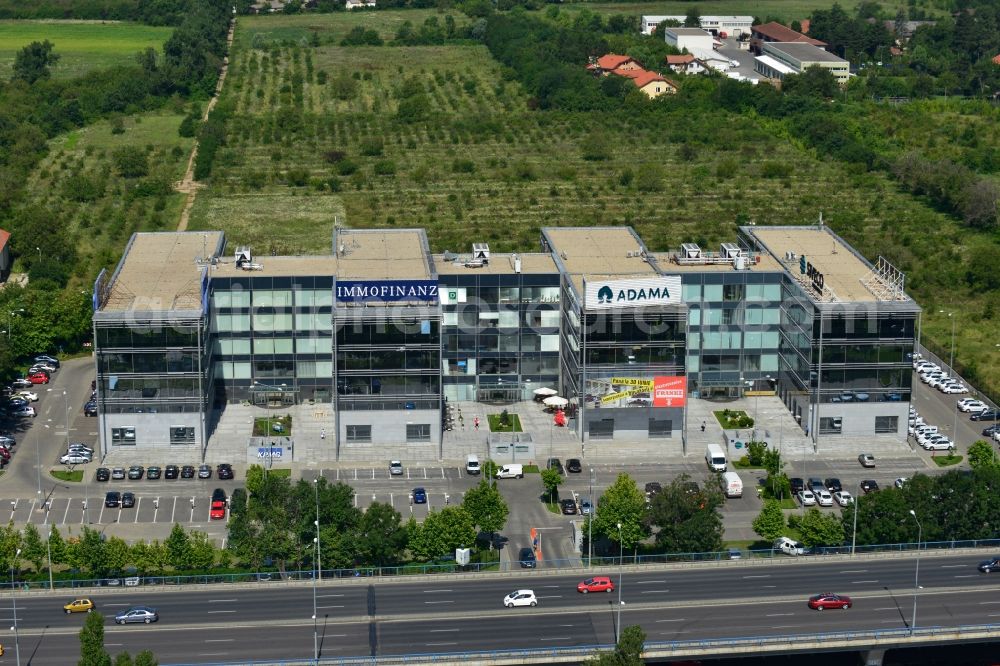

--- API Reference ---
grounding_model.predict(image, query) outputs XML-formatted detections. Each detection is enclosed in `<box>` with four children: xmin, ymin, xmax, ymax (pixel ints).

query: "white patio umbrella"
<box><xmin>533</xmin><ymin>387</ymin><xmax>558</xmax><ymax>396</ymax></box>
<box><xmin>543</xmin><ymin>396</ymin><xmax>569</xmax><ymax>407</ymax></box>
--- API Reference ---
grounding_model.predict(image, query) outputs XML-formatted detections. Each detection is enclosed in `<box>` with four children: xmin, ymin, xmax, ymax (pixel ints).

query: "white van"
<box><xmin>720</xmin><ymin>471</ymin><xmax>743</xmax><ymax>498</ymax></box>
<box><xmin>496</xmin><ymin>464</ymin><xmax>523</xmax><ymax>479</ymax></box>
<box><xmin>705</xmin><ymin>444</ymin><xmax>727</xmax><ymax>472</ymax></box>
<box><xmin>466</xmin><ymin>455</ymin><xmax>481</xmax><ymax>475</ymax></box>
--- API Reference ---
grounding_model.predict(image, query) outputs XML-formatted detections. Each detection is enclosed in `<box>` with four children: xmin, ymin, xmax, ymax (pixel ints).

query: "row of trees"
<box><xmin>0</xmin><ymin>0</ymin><xmax>253</xmax><ymax>25</ymax></box>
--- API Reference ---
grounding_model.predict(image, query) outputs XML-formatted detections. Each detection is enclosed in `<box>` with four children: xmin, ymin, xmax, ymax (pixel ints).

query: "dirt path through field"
<box><xmin>176</xmin><ymin>19</ymin><xmax>236</xmax><ymax>232</ymax></box>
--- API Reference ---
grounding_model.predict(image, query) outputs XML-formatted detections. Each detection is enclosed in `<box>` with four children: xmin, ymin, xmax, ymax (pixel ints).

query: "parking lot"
<box><xmin>3</xmin><ymin>494</ymin><xmax>231</xmax><ymax>526</ymax></box>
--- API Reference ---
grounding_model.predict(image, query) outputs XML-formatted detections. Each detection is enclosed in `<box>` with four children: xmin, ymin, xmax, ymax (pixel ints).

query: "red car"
<box><xmin>808</xmin><ymin>593</ymin><xmax>852</xmax><ymax>610</ymax></box>
<box><xmin>28</xmin><ymin>373</ymin><xmax>49</xmax><ymax>384</ymax></box>
<box><xmin>577</xmin><ymin>576</ymin><xmax>615</xmax><ymax>594</ymax></box>
<box><xmin>209</xmin><ymin>500</ymin><xmax>226</xmax><ymax>520</ymax></box>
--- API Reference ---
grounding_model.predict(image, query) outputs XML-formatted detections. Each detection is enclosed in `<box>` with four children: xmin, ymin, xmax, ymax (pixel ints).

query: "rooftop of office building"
<box><xmin>543</xmin><ymin>227</ymin><xmax>657</xmax><ymax>294</ymax></box>
<box><xmin>764</xmin><ymin>42</ymin><xmax>846</xmax><ymax>63</ymax></box>
<box><xmin>334</xmin><ymin>229</ymin><xmax>434</xmax><ymax>280</ymax></box>
<box><xmin>99</xmin><ymin>232</ymin><xmax>224</xmax><ymax>314</ymax></box>
<box><xmin>746</xmin><ymin>225</ymin><xmax>911</xmax><ymax>304</ymax></box>
<box><xmin>432</xmin><ymin>252</ymin><xmax>557</xmax><ymax>275</ymax></box>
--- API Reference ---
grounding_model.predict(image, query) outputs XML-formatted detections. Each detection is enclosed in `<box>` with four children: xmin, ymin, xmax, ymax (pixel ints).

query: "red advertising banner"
<box><xmin>653</xmin><ymin>376</ymin><xmax>687</xmax><ymax>408</ymax></box>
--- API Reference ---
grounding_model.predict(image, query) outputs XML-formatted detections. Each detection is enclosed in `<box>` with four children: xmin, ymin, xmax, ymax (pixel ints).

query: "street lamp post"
<box><xmin>941</xmin><ymin>312</ymin><xmax>959</xmax><ymax>448</ymax></box>
<box><xmin>587</xmin><ymin>468</ymin><xmax>594</xmax><ymax>567</ymax></box>
<box><xmin>46</xmin><ymin>527</ymin><xmax>54</xmax><ymax>590</ymax></box>
<box><xmin>314</xmin><ymin>478</ymin><xmax>321</xmax><ymax>583</ymax></box>
<box><xmin>312</xmin><ymin>532</ymin><xmax>319</xmax><ymax>665</ymax></box>
<box><xmin>851</xmin><ymin>495</ymin><xmax>859</xmax><ymax>556</ymax></box>
<box><xmin>909</xmin><ymin>509</ymin><xmax>922</xmax><ymax>636</ymax></box>
<box><xmin>615</xmin><ymin>522</ymin><xmax>624</xmax><ymax>644</ymax></box>
<box><xmin>11</xmin><ymin>547</ymin><xmax>21</xmax><ymax>666</ymax></box>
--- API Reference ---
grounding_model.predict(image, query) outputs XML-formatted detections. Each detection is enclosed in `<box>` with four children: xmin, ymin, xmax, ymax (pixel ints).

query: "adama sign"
<box><xmin>336</xmin><ymin>280</ymin><xmax>439</xmax><ymax>303</ymax></box>
<box><xmin>585</xmin><ymin>277</ymin><xmax>682</xmax><ymax>310</ymax></box>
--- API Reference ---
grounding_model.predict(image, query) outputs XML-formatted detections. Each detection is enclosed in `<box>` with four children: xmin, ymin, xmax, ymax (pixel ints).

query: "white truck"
<box><xmin>720</xmin><ymin>471</ymin><xmax>743</xmax><ymax>498</ymax></box>
<box><xmin>705</xmin><ymin>443</ymin><xmax>727</xmax><ymax>472</ymax></box>
<box><xmin>496</xmin><ymin>464</ymin><xmax>524</xmax><ymax>479</ymax></box>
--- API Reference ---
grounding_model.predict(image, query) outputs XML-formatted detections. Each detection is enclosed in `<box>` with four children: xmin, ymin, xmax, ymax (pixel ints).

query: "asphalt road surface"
<box><xmin>0</xmin><ymin>552</ymin><xmax>997</xmax><ymax>664</ymax></box>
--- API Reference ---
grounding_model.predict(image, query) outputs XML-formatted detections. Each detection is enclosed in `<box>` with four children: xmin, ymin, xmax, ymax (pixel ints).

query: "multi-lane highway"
<box><xmin>1</xmin><ymin>552</ymin><xmax>998</xmax><ymax>664</ymax></box>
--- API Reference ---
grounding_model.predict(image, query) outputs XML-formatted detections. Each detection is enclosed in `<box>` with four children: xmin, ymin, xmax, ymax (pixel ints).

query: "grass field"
<box><xmin>568</xmin><ymin>0</ymin><xmax>895</xmax><ymax>21</ymax></box>
<box><xmin>234</xmin><ymin>10</ymin><xmax>468</xmax><ymax>48</ymax></box>
<box><xmin>27</xmin><ymin>110</ymin><xmax>193</xmax><ymax>278</ymax></box>
<box><xmin>0</xmin><ymin>20</ymin><xmax>172</xmax><ymax>79</ymax></box>
<box><xmin>190</xmin><ymin>10</ymin><xmax>1000</xmax><ymax>397</ymax></box>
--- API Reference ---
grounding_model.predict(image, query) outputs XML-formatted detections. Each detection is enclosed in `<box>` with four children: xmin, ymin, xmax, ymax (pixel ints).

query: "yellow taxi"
<box><xmin>63</xmin><ymin>598</ymin><xmax>95</xmax><ymax>614</ymax></box>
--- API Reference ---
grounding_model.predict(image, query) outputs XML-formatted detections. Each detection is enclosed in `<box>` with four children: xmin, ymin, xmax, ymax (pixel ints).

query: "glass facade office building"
<box><xmin>92</xmin><ymin>224</ymin><xmax>918</xmax><ymax>457</ymax></box>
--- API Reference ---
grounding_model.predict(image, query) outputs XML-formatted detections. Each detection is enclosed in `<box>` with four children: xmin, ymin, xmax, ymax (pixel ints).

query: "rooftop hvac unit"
<box><xmin>235</xmin><ymin>246</ymin><xmax>252</xmax><ymax>269</ymax></box>
<box><xmin>472</xmin><ymin>243</ymin><xmax>490</xmax><ymax>263</ymax></box>
<box><xmin>734</xmin><ymin>256</ymin><xmax>747</xmax><ymax>270</ymax></box>
<box><xmin>681</xmin><ymin>243</ymin><xmax>701</xmax><ymax>259</ymax></box>
<box><xmin>721</xmin><ymin>242</ymin><xmax>741</xmax><ymax>259</ymax></box>
<box><xmin>514</xmin><ymin>254</ymin><xmax>522</xmax><ymax>274</ymax></box>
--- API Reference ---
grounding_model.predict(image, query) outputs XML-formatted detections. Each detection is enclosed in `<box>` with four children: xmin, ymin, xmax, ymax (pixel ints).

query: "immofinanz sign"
<box><xmin>336</xmin><ymin>280</ymin><xmax>439</xmax><ymax>303</ymax></box>
<box><xmin>585</xmin><ymin>277</ymin><xmax>682</xmax><ymax>310</ymax></box>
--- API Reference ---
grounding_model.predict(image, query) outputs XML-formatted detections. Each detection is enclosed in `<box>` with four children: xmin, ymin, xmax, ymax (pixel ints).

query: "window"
<box><xmin>111</xmin><ymin>427</ymin><xmax>136</xmax><ymax>445</ymax></box>
<box><xmin>406</xmin><ymin>424</ymin><xmax>431</xmax><ymax>442</ymax></box>
<box><xmin>874</xmin><ymin>416</ymin><xmax>899</xmax><ymax>434</ymax></box>
<box><xmin>588</xmin><ymin>419</ymin><xmax>614</xmax><ymax>440</ymax></box>
<box><xmin>648</xmin><ymin>419</ymin><xmax>672</xmax><ymax>438</ymax></box>
<box><xmin>253</xmin><ymin>290</ymin><xmax>293</xmax><ymax>308</ymax></box>
<box><xmin>170</xmin><ymin>426</ymin><xmax>196</xmax><ymax>445</ymax></box>
<box><xmin>819</xmin><ymin>417</ymin><xmax>842</xmax><ymax>434</ymax></box>
<box><xmin>346</xmin><ymin>425</ymin><xmax>371</xmax><ymax>443</ymax></box>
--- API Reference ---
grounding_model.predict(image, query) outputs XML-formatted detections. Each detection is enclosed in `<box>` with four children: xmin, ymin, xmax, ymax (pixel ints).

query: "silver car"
<box><xmin>389</xmin><ymin>460</ymin><xmax>403</xmax><ymax>476</ymax></box>
<box><xmin>114</xmin><ymin>606</ymin><xmax>158</xmax><ymax>624</ymax></box>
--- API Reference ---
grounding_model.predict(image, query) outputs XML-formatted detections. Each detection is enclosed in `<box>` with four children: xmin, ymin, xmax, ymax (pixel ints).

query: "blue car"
<box><xmin>412</xmin><ymin>487</ymin><xmax>427</xmax><ymax>504</ymax></box>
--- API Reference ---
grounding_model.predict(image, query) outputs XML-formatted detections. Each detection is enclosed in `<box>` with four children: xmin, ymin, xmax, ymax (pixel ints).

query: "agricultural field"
<box><xmin>0</xmin><ymin>20</ymin><xmax>172</xmax><ymax>79</ymax></box>
<box><xmin>234</xmin><ymin>9</ymin><xmax>469</xmax><ymax>49</ymax></box>
<box><xmin>190</xmin><ymin>10</ymin><xmax>999</xmax><ymax>393</ymax></box>
<box><xmin>25</xmin><ymin>110</ymin><xmax>193</xmax><ymax>276</ymax></box>
<box><xmin>572</xmin><ymin>0</ymin><xmax>873</xmax><ymax>22</ymax></box>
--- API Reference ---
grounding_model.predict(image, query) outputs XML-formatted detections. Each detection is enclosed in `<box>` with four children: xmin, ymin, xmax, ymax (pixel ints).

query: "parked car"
<box><xmin>83</xmin><ymin>401</ymin><xmax>98</xmax><ymax>417</ymax></box>
<box><xmin>60</xmin><ymin>453</ymin><xmax>90</xmax><ymax>465</ymax></box>
<box><xmin>181</xmin><ymin>465</ymin><xmax>195</xmax><ymax>479</ymax></box>
<box><xmin>127</xmin><ymin>466</ymin><xmax>144</xmax><ymax>480</ymax></box>
<box><xmin>68</xmin><ymin>443</ymin><xmax>94</xmax><ymax>455</ymax></box>
<box><xmin>412</xmin><ymin>487</ymin><xmax>427</xmax><ymax>504</ymax></box>
<box><xmin>164</xmin><ymin>465</ymin><xmax>179</xmax><ymax>480</ymax></box>
<box><xmin>833</xmin><ymin>491</ymin><xmax>854</xmax><ymax>506</ymax></box>
<box><xmin>34</xmin><ymin>355</ymin><xmax>59</xmax><ymax>368</ymax></box>
<box><xmin>546</xmin><ymin>458</ymin><xmax>564</xmax><ymax>475</ymax></box>
<box><xmin>797</xmin><ymin>490</ymin><xmax>817</xmax><ymax>506</ymax></box>
<box><xmin>858</xmin><ymin>453</ymin><xmax>876</xmax><ymax>468</ymax></box>
<box><xmin>389</xmin><ymin>460</ymin><xmax>403</xmax><ymax>476</ymax></box>
<box><xmin>114</xmin><ymin>607</ymin><xmax>158</xmax><ymax>625</ymax></box>
<box><xmin>860</xmin><ymin>479</ymin><xmax>880</xmax><ymax>494</ymax></box>
<box><xmin>566</xmin><ymin>458</ymin><xmax>582</xmax><ymax>473</ymax></box>
<box><xmin>12</xmin><ymin>406</ymin><xmax>35</xmax><ymax>417</ymax></box>
<box><xmin>577</xmin><ymin>576</ymin><xmax>614</xmax><ymax>593</ymax></box>
<box><xmin>560</xmin><ymin>498</ymin><xmax>577</xmax><ymax>515</ymax></box>
<box><xmin>824</xmin><ymin>478</ymin><xmax>843</xmax><ymax>493</ymax></box>
<box><xmin>579</xmin><ymin>497</ymin><xmax>592</xmax><ymax>515</ymax></box>
<box><xmin>895</xmin><ymin>477</ymin><xmax>908</xmax><ymax>489</ymax></box>
<box><xmin>958</xmin><ymin>399</ymin><xmax>987</xmax><ymax>413</ymax></box>
<box><xmin>789</xmin><ymin>477</ymin><xmax>805</xmax><ymax>494</ymax></box>
<box><xmin>518</xmin><ymin>547</ymin><xmax>536</xmax><ymax>568</ymax></box>
<box><xmin>971</xmin><ymin>411</ymin><xmax>1000</xmax><ymax>421</ymax></box>
<box><xmin>808</xmin><ymin>478</ymin><xmax>825</xmax><ymax>493</ymax></box>
<box><xmin>503</xmin><ymin>590</ymin><xmax>537</xmax><ymax>608</ymax></box>
<box><xmin>146</xmin><ymin>466</ymin><xmax>161</xmax><ymax>480</ymax></box>
<box><xmin>815</xmin><ymin>489</ymin><xmax>834</xmax><ymax>507</ymax></box>
<box><xmin>775</xmin><ymin>536</ymin><xmax>805</xmax><ymax>556</ymax></box>
<box><xmin>105</xmin><ymin>492</ymin><xmax>121</xmax><ymax>508</ymax></box>
<box><xmin>28</xmin><ymin>372</ymin><xmax>49</xmax><ymax>384</ymax></box>
<box><xmin>30</xmin><ymin>362</ymin><xmax>56</xmax><ymax>373</ymax></box>
<box><xmin>198</xmin><ymin>464</ymin><xmax>212</xmax><ymax>479</ymax></box>
<box><xmin>808</xmin><ymin>593</ymin><xmax>852</xmax><ymax>610</ymax></box>
<box><xmin>121</xmin><ymin>492</ymin><xmax>136</xmax><ymax>508</ymax></box>
<box><xmin>10</xmin><ymin>378</ymin><xmax>32</xmax><ymax>389</ymax></box>
<box><xmin>210</xmin><ymin>489</ymin><xmax>227</xmax><ymax>520</ymax></box>
<box><xmin>95</xmin><ymin>468</ymin><xmax>110</xmax><ymax>482</ymax></box>
<box><xmin>217</xmin><ymin>463</ymin><xmax>234</xmax><ymax>480</ymax></box>
<box><xmin>15</xmin><ymin>391</ymin><xmax>38</xmax><ymax>402</ymax></box>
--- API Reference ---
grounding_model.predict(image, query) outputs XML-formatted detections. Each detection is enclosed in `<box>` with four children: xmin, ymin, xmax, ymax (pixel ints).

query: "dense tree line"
<box><xmin>0</xmin><ymin>0</ymin><xmax>252</xmax><ymax>25</ymax></box>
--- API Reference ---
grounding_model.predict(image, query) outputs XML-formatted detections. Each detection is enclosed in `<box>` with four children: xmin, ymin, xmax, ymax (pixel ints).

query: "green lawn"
<box><xmin>234</xmin><ymin>10</ymin><xmax>469</xmax><ymax>48</ymax></box>
<box><xmin>51</xmin><ymin>469</ymin><xmax>83</xmax><ymax>482</ymax></box>
<box><xmin>487</xmin><ymin>413</ymin><xmax>522</xmax><ymax>433</ymax></box>
<box><xmin>253</xmin><ymin>415</ymin><xmax>293</xmax><ymax>436</ymax></box>
<box><xmin>0</xmin><ymin>20</ymin><xmax>172</xmax><ymax>79</ymax></box>
<box><xmin>714</xmin><ymin>410</ymin><xmax>754</xmax><ymax>430</ymax></box>
<box><xmin>932</xmin><ymin>454</ymin><xmax>963</xmax><ymax>467</ymax></box>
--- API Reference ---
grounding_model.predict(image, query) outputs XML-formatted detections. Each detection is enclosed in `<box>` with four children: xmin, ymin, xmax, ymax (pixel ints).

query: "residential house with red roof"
<box><xmin>614</xmin><ymin>68</ymin><xmax>678</xmax><ymax>98</ymax></box>
<box><xmin>588</xmin><ymin>54</ymin><xmax>642</xmax><ymax>75</ymax></box>
<box><xmin>665</xmin><ymin>54</ymin><xmax>706</xmax><ymax>75</ymax></box>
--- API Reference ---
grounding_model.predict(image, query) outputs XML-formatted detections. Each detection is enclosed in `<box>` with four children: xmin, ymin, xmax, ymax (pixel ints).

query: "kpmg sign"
<box><xmin>336</xmin><ymin>280</ymin><xmax>439</xmax><ymax>303</ymax></box>
<box><xmin>585</xmin><ymin>277</ymin><xmax>682</xmax><ymax>310</ymax></box>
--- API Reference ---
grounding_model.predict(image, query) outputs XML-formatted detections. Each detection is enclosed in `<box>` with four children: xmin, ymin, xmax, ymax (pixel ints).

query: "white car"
<box><xmin>834</xmin><ymin>491</ymin><xmax>854</xmax><ymax>506</ymax></box>
<box><xmin>503</xmin><ymin>589</ymin><xmax>537</xmax><ymax>608</ymax></box>
<box><xmin>774</xmin><ymin>536</ymin><xmax>805</xmax><ymax>556</ymax></box>
<box><xmin>815</xmin><ymin>489</ymin><xmax>834</xmax><ymax>507</ymax></box>
<box><xmin>920</xmin><ymin>372</ymin><xmax>945</xmax><ymax>384</ymax></box>
<box><xmin>924</xmin><ymin>438</ymin><xmax>953</xmax><ymax>451</ymax></box>
<box><xmin>15</xmin><ymin>391</ymin><xmax>38</xmax><ymax>402</ymax></box>
<box><xmin>958</xmin><ymin>399</ymin><xmax>987</xmax><ymax>412</ymax></box>
<box><xmin>60</xmin><ymin>453</ymin><xmax>91</xmax><ymax>465</ymax></box>
<box><xmin>919</xmin><ymin>432</ymin><xmax>946</xmax><ymax>448</ymax></box>
<box><xmin>894</xmin><ymin>477</ymin><xmax>908</xmax><ymax>489</ymax></box>
<box><xmin>797</xmin><ymin>490</ymin><xmax>816</xmax><ymax>506</ymax></box>
<box><xmin>12</xmin><ymin>405</ymin><xmax>35</xmax><ymax>417</ymax></box>
<box><xmin>927</xmin><ymin>376</ymin><xmax>952</xmax><ymax>389</ymax></box>
<box><xmin>941</xmin><ymin>383</ymin><xmax>968</xmax><ymax>394</ymax></box>
<box><xmin>389</xmin><ymin>460</ymin><xmax>403</xmax><ymax>476</ymax></box>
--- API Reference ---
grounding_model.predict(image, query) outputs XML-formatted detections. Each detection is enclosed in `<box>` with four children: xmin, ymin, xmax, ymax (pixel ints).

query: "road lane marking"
<box><xmin>104</xmin><ymin>603</ymin><xmax>129</xmax><ymax>607</ymax></box>
<box><xmin>637</xmin><ymin>580</ymin><xmax>666</xmax><ymax>584</ymax></box>
<box><xmin>539</xmin><ymin>637</ymin><xmax>571</xmax><ymax>641</ymax></box>
<box><xmin>425</xmin><ymin>642</ymin><xmax>457</xmax><ymax>646</ymax></box>
<box><xmin>316</xmin><ymin>605</ymin><xmax>343</xmax><ymax>609</ymax></box>
<box><xmin>881</xmin><ymin>619</ymin><xmax>902</xmax><ymax>623</ymax></box>
<box><xmin>543</xmin><ymin>585</ymin><xmax>561</xmax><ymax>588</ymax></box>
<box><xmin>207</xmin><ymin>610</ymin><xmax>237</xmax><ymax>614</ymax></box>
<box><xmin>640</xmin><ymin>590</ymin><xmax>670</xmax><ymax>594</ymax></box>
<box><xmin>423</xmin><ymin>589</ymin><xmax>453</xmax><ymax>593</ymax></box>
<box><xmin>208</xmin><ymin>599</ymin><xmax>237</xmax><ymax>603</ymax></box>
<box><xmin>940</xmin><ymin>564</ymin><xmax>966</xmax><ymax>568</ymax></box>
<box><xmin>317</xmin><ymin>594</ymin><xmax>344</xmax><ymax>598</ymax></box>
<box><xmin>424</xmin><ymin>600</ymin><xmax>453</xmax><ymax>604</ymax></box>
<box><xmin>839</xmin><ymin>569</ymin><xmax>867</xmax><ymax>573</ymax></box>
<box><xmin>954</xmin><ymin>575</ymin><xmax>976</xmax><ymax>578</ymax></box>
<box><xmin>430</xmin><ymin>629</ymin><xmax>460</xmax><ymax>633</ymax></box>
<box><xmin>656</xmin><ymin>619</ymin><xmax>685</xmax><ymax>623</ymax></box>
<box><xmin>199</xmin><ymin>653</ymin><xmax>229</xmax><ymax>657</ymax></box>
<box><xmin>979</xmin><ymin>601</ymin><xmax>1000</xmax><ymax>605</ymax></box>
<box><xmin>762</xmin><ymin>585</ymin><xmax>777</xmax><ymax>588</ymax></box>
<box><xmin>743</xmin><ymin>575</ymin><xmax>770</xmax><ymax>579</ymax></box>
<box><xmin>558</xmin><ymin>624</ymin><xmax>574</xmax><ymax>627</ymax></box>
<box><xmin>537</xmin><ymin>596</ymin><xmax>562</xmax><ymax>599</ymax></box>
<box><xmin>851</xmin><ymin>580</ymin><xmax>879</xmax><ymax>584</ymax></box>
<box><xmin>205</xmin><ymin>639</ymin><xmax>234</xmax><ymax>643</ymax></box>
<box><xmin>989</xmin><ymin>613</ymin><xmax>1000</xmax><ymax>618</ymax></box>
<box><xmin>106</xmin><ymin>644</ymin><xmax>123</xmax><ymax>647</ymax></box>
<box><xmin>874</xmin><ymin>607</ymin><xmax>898</xmax><ymax>611</ymax></box>
<box><xmin>658</xmin><ymin>630</ymin><xmax>690</xmax><ymax>635</ymax></box>
<box><xmin>772</xmin><ymin>625</ymin><xmax>800</xmax><ymax>630</ymax></box>
<box><xmin>766</xmin><ymin>613</ymin><xmax>793</xmax><ymax>617</ymax></box>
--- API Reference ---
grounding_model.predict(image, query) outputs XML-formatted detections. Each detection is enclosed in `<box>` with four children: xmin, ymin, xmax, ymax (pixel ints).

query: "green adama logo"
<box><xmin>597</xmin><ymin>286</ymin><xmax>614</xmax><ymax>304</ymax></box>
